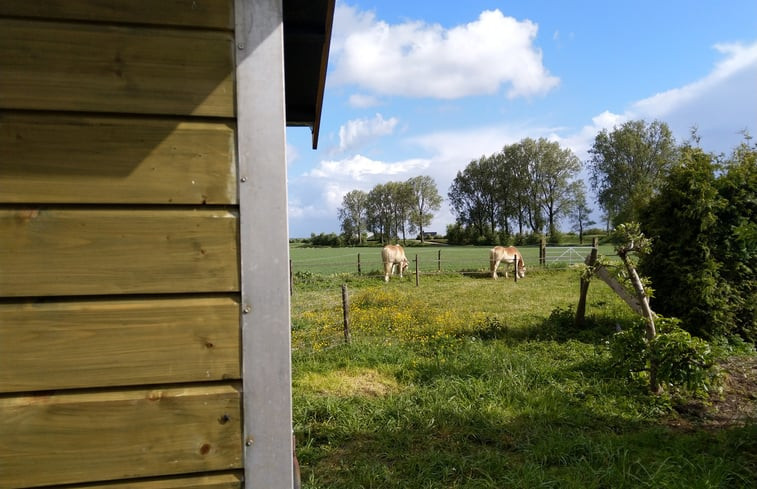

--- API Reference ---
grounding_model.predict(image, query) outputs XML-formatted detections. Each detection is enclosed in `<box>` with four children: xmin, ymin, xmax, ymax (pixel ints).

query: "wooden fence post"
<box><xmin>415</xmin><ymin>254</ymin><xmax>419</xmax><ymax>287</ymax></box>
<box><xmin>289</xmin><ymin>259</ymin><xmax>293</xmax><ymax>296</ymax></box>
<box><xmin>575</xmin><ymin>247</ymin><xmax>598</xmax><ymax>327</ymax></box>
<box><xmin>540</xmin><ymin>237</ymin><xmax>546</xmax><ymax>267</ymax></box>
<box><xmin>341</xmin><ymin>284</ymin><xmax>351</xmax><ymax>344</ymax></box>
<box><xmin>438</xmin><ymin>249</ymin><xmax>441</xmax><ymax>273</ymax></box>
<box><xmin>513</xmin><ymin>254</ymin><xmax>518</xmax><ymax>282</ymax></box>
<box><xmin>357</xmin><ymin>253</ymin><xmax>362</xmax><ymax>276</ymax></box>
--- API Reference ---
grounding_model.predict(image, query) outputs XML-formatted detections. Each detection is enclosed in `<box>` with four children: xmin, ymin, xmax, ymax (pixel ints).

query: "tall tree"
<box><xmin>366</xmin><ymin>183</ymin><xmax>393</xmax><ymax>244</ymax></box>
<box><xmin>387</xmin><ymin>181</ymin><xmax>414</xmax><ymax>243</ymax></box>
<box><xmin>528</xmin><ymin>138</ymin><xmax>582</xmax><ymax>238</ymax></box>
<box><xmin>448</xmin><ymin>156</ymin><xmax>501</xmax><ymax>239</ymax></box>
<box><xmin>588</xmin><ymin>120</ymin><xmax>678</xmax><ymax>227</ymax></box>
<box><xmin>406</xmin><ymin>175</ymin><xmax>443</xmax><ymax>243</ymax></box>
<box><xmin>337</xmin><ymin>190</ymin><xmax>368</xmax><ymax>245</ymax></box>
<box><xmin>569</xmin><ymin>182</ymin><xmax>595</xmax><ymax>244</ymax></box>
<box><xmin>639</xmin><ymin>139</ymin><xmax>757</xmax><ymax>342</ymax></box>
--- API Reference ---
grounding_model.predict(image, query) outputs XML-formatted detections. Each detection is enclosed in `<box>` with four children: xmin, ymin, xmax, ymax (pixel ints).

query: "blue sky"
<box><xmin>285</xmin><ymin>0</ymin><xmax>757</xmax><ymax>238</ymax></box>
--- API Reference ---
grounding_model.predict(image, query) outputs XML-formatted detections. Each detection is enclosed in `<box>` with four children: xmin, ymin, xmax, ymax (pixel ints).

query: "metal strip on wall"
<box><xmin>234</xmin><ymin>0</ymin><xmax>294</xmax><ymax>487</ymax></box>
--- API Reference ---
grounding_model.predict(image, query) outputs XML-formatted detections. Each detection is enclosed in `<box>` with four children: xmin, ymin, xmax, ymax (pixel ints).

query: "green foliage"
<box><xmin>639</xmin><ymin>142</ymin><xmax>757</xmax><ymax>341</ymax></box>
<box><xmin>306</xmin><ymin>232</ymin><xmax>343</xmax><ymax>247</ymax></box>
<box><xmin>610</xmin><ymin>316</ymin><xmax>717</xmax><ymax>394</ymax></box>
<box><xmin>588</xmin><ymin>119</ymin><xmax>678</xmax><ymax>227</ymax></box>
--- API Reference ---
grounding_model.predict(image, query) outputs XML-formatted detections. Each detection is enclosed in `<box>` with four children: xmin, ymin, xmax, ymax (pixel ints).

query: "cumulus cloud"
<box><xmin>338</xmin><ymin>113</ymin><xmax>399</xmax><ymax>151</ymax></box>
<box><xmin>563</xmin><ymin>40</ymin><xmax>757</xmax><ymax>158</ymax></box>
<box><xmin>330</xmin><ymin>5</ymin><xmax>559</xmax><ymax>99</ymax></box>
<box><xmin>306</xmin><ymin>154</ymin><xmax>429</xmax><ymax>181</ymax></box>
<box><xmin>348</xmin><ymin>93</ymin><xmax>381</xmax><ymax>108</ymax></box>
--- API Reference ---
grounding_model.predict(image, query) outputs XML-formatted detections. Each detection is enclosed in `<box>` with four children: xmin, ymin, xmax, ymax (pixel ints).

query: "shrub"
<box><xmin>639</xmin><ymin>143</ymin><xmax>756</xmax><ymax>342</ymax></box>
<box><xmin>609</xmin><ymin>316</ymin><xmax>717</xmax><ymax>393</ymax></box>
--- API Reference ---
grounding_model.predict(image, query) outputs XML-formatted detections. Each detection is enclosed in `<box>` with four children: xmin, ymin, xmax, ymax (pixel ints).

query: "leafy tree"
<box><xmin>569</xmin><ymin>182</ymin><xmax>595</xmax><ymax>244</ymax></box>
<box><xmin>386</xmin><ymin>181</ymin><xmax>414</xmax><ymax>243</ymax></box>
<box><xmin>366</xmin><ymin>183</ymin><xmax>394</xmax><ymax>244</ymax></box>
<box><xmin>713</xmin><ymin>139</ymin><xmax>757</xmax><ymax>341</ymax></box>
<box><xmin>527</xmin><ymin>138</ymin><xmax>582</xmax><ymax>238</ymax></box>
<box><xmin>448</xmin><ymin>156</ymin><xmax>501</xmax><ymax>239</ymax></box>
<box><xmin>638</xmin><ymin>145</ymin><xmax>733</xmax><ymax>339</ymax></box>
<box><xmin>588</xmin><ymin>120</ymin><xmax>678</xmax><ymax>227</ymax></box>
<box><xmin>406</xmin><ymin>175</ymin><xmax>443</xmax><ymax>243</ymax></box>
<box><xmin>338</xmin><ymin>190</ymin><xmax>368</xmax><ymax>245</ymax></box>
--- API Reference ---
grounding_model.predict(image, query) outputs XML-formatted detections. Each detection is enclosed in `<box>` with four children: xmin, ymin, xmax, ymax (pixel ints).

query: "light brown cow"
<box><xmin>490</xmin><ymin>246</ymin><xmax>526</xmax><ymax>279</ymax></box>
<box><xmin>381</xmin><ymin>244</ymin><xmax>409</xmax><ymax>282</ymax></box>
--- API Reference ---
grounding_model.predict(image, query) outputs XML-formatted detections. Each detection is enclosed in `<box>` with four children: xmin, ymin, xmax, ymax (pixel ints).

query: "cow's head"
<box><xmin>401</xmin><ymin>257</ymin><xmax>409</xmax><ymax>273</ymax></box>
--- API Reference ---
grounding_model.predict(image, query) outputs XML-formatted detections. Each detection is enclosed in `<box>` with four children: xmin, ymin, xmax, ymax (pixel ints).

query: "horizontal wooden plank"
<box><xmin>0</xmin><ymin>296</ymin><xmax>240</xmax><ymax>393</ymax></box>
<box><xmin>0</xmin><ymin>0</ymin><xmax>234</xmax><ymax>30</ymax></box>
<box><xmin>0</xmin><ymin>208</ymin><xmax>240</xmax><ymax>297</ymax></box>
<box><xmin>67</xmin><ymin>472</ymin><xmax>243</xmax><ymax>489</ymax></box>
<box><xmin>64</xmin><ymin>472</ymin><xmax>243</xmax><ymax>489</ymax></box>
<box><xmin>0</xmin><ymin>384</ymin><xmax>243</xmax><ymax>488</ymax></box>
<box><xmin>0</xmin><ymin>19</ymin><xmax>234</xmax><ymax>117</ymax></box>
<box><xmin>0</xmin><ymin>113</ymin><xmax>237</xmax><ymax>204</ymax></box>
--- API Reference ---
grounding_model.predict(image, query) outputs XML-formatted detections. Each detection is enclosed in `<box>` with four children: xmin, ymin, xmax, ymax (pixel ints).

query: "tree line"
<box><xmin>338</xmin><ymin>175</ymin><xmax>443</xmax><ymax>245</ymax></box>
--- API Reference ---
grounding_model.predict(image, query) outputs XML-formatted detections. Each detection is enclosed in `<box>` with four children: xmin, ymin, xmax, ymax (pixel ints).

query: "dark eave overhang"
<box><xmin>283</xmin><ymin>0</ymin><xmax>335</xmax><ymax>149</ymax></box>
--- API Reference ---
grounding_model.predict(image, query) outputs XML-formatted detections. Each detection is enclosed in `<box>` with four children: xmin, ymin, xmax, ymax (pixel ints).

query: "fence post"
<box><xmin>540</xmin><ymin>237</ymin><xmax>546</xmax><ymax>267</ymax></box>
<box><xmin>575</xmin><ymin>247</ymin><xmax>598</xmax><ymax>327</ymax></box>
<box><xmin>415</xmin><ymin>254</ymin><xmax>419</xmax><ymax>287</ymax></box>
<box><xmin>341</xmin><ymin>284</ymin><xmax>351</xmax><ymax>344</ymax></box>
<box><xmin>289</xmin><ymin>259</ymin><xmax>293</xmax><ymax>295</ymax></box>
<box><xmin>357</xmin><ymin>253</ymin><xmax>362</xmax><ymax>276</ymax></box>
<box><xmin>438</xmin><ymin>249</ymin><xmax>441</xmax><ymax>273</ymax></box>
<box><xmin>513</xmin><ymin>254</ymin><xmax>518</xmax><ymax>283</ymax></box>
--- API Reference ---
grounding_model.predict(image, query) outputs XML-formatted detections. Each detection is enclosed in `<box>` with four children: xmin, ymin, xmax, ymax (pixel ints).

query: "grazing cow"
<box><xmin>490</xmin><ymin>246</ymin><xmax>526</xmax><ymax>279</ymax></box>
<box><xmin>381</xmin><ymin>244</ymin><xmax>409</xmax><ymax>282</ymax></box>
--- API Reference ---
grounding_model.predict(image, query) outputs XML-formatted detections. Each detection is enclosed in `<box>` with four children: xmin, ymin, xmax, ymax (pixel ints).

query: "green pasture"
<box><xmin>289</xmin><ymin>244</ymin><xmax>617</xmax><ymax>276</ymax></box>
<box><xmin>291</xmin><ymin>269</ymin><xmax>756</xmax><ymax>488</ymax></box>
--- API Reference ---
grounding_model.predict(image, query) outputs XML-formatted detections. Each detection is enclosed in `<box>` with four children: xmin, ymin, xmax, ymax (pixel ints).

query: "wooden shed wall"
<box><xmin>0</xmin><ymin>2</ymin><xmax>248</xmax><ymax>488</ymax></box>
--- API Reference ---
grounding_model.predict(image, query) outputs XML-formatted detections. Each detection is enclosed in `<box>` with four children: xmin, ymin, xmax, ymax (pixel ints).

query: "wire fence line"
<box><xmin>290</xmin><ymin>245</ymin><xmax>609</xmax><ymax>278</ymax></box>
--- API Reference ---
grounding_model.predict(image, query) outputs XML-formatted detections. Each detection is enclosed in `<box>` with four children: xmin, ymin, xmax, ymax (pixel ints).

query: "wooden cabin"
<box><xmin>0</xmin><ymin>1</ymin><xmax>334</xmax><ymax>487</ymax></box>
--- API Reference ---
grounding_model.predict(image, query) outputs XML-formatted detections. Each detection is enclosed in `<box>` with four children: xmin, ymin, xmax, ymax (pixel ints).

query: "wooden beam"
<box><xmin>594</xmin><ymin>264</ymin><xmax>645</xmax><ymax>316</ymax></box>
<box><xmin>0</xmin><ymin>384</ymin><xmax>242</xmax><ymax>487</ymax></box>
<box><xmin>0</xmin><ymin>0</ymin><xmax>234</xmax><ymax>30</ymax></box>
<box><xmin>67</xmin><ymin>472</ymin><xmax>243</xmax><ymax>489</ymax></box>
<box><xmin>0</xmin><ymin>19</ymin><xmax>234</xmax><ymax>117</ymax></box>
<box><xmin>0</xmin><ymin>296</ymin><xmax>240</xmax><ymax>393</ymax></box>
<box><xmin>0</xmin><ymin>113</ymin><xmax>237</xmax><ymax>204</ymax></box>
<box><xmin>0</xmin><ymin>208</ymin><xmax>239</xmax><ymax>297</ymax></box>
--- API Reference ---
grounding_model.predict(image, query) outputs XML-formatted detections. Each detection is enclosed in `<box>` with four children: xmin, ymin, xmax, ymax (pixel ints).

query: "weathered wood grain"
<box><xmin>0</xmin><ymin>0</ymin><xmax>234</xmax><ymax>30</ymax></box>
<box><xmin>0</xmin><ymin>113</ymin><xmax>237</xmax><ymax>204</ymax></box>
<box><xmin>0</xmin><ymin>296</ymin><xmax>241</xmax><ymax>393</ymax></box>
<box><xmin>0</xmin><ymin>384</ymin><xmax>243</xmax><ymax>487</ymax></box>
<box><xmin>0</xmin><ymin>19</ymin><xmax>234</xmax><ymax>117</ymax></box>
<box><xmin>0</xmin><ymin>208</ymin><xmax>240</xmax><ymax>297</ymax></box>
<box><xmin>64</xmin><ymin>472</ymin><xmax>243</xmax><ymax>489</ymax></box>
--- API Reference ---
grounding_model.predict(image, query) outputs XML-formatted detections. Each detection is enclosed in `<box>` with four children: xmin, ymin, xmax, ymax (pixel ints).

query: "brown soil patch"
<box><xmin>670</xmin><ymin>356</ymin><xmax>757</xmax><ymax>430</ymax></box>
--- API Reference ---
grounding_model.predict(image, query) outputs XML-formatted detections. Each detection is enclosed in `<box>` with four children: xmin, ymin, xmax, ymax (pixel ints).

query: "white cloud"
<box><xmin>330</xmin><ymin>6</ymin><xmax>559</xmax><ymax>99</ymax></box>
<box><xmin>348</xmin><ymin>93</ymin><xmax>381</xmax><ymax>108</ymax></box>
<box><xmin>338</xmin><ymin>113</ymin><xmax>398</xmax><ymax>151</ymax></box>
<box><xmin>306</xmin><ymin>154</ymin><xmax>429</xmax><ymax>181</ymax></box>
<box><xmin>562</xmin><ymin>41</ymin><xmax>757</xmax><ymax>158</ymax></box>
<box><xmin>286</xmin><ymin>142</ymin><xmax>300</xmax><ymax>166</ymax></box>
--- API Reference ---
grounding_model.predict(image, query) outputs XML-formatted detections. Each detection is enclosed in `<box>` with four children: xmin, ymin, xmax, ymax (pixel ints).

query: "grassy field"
<box><xmin>290</xmin><ymin>264</ymin><xmax>757</xmax><ymax>488</ymax></box>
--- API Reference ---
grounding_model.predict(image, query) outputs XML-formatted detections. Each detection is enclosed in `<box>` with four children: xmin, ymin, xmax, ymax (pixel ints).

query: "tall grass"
<box><xmin>291</xmin><ymin>270</ymin><xmax>757</xmax><ymax>488</ymax></box>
